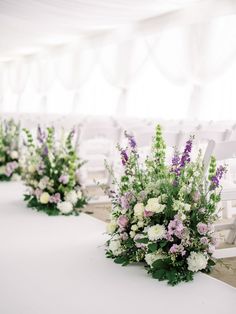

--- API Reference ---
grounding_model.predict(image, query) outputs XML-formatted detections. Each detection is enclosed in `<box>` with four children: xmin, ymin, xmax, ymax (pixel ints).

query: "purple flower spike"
<box><xmin>121</xmin><ymin>149</ymin><xmax>128</xmax><ymax>166</ymax></box>
<box><xmin>180</xmin><ymin>138</ymin><xmax>193</xmax><ymax>168</ymax></box>
<box><xmin>171</xmin><ymin>152</ymin><xmax>180</xmax><ymax>176</ymax></box>
<box><xmin>125</xmin><ymin>131</ymin><xmax>137</xmax><ymax>149</ymax></box>
<box><xmin>37</xmin><ymin>125</ymin><xmax>46</xmax><ymax>144</ymax></box>
<box><xmin>42</xmin><ymin>145</ymin><xmax>49</xmax><ymax>156</ymax></box>
<box><xmin>211</xmin><ymin>165</ymin><xmax>226</xmax><ymax>189</ymax></box>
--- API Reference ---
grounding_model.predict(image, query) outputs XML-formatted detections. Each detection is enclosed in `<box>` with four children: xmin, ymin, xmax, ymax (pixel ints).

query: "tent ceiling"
<box><xmin>0</xmin><ymin>0</ymin><xmax>235</xmax><ymax>60</ymax></box>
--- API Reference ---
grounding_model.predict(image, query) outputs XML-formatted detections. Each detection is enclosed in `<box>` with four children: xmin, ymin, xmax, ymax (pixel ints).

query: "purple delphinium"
<box><xmin>171</xmin><ymin>152</ymin><xmax>180</xmax><ymax>176</ymax></box>
<box><xmin>125</xmin><ymin>131</ymin><xmax>137</xmax><ymax>150</ymax></box>
<box><xmin>37</xmin><ymin>126</ymin><xmax>46</xmax><ymax>144</ymax></box>
<box><xmin>42</xmin><ymin>145</ymin><xmax>49</xmax><ymax>156</ymax></box>
<box><xmin>211</xmin><ymin>165</ymin><xmax>226</xmax><ymax>189</ymax></box>
<box><xmin>180</xmin><ymin>138</ymin><xmax>193</xmax><ymax>168</ymax></box>
<box><xmin>121</xmin><ymin>149</ymin><xmax>128</xmax><ymax>166</ymax></box>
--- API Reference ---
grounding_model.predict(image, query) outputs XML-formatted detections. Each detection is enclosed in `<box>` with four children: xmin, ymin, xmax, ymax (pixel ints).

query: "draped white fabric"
<box><xmin>0</xmin><ymin>1</ymin><xmax>236</xmax><ymax>119</ymax></box>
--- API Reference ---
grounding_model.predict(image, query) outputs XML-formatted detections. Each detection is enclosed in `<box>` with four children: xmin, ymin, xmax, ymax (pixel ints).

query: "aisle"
<box><xmin>0</xmin><ymin>182</ymin><xmax>235</xmax><ymax>314</ymax></box>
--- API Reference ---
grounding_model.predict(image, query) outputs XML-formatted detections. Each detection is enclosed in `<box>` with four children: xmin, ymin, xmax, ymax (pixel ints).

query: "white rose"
<box><xmin>10</xmin><ymin>150</ymin><xmax>19</xmax><ymax>159</ymax></box>
<box><xmin>134</xmin><ymin>203</ymin><xmax>144</xmax><ymax>218</ymax></box>
<box><xmin>57</xmin><ymin>201</ymin><xmax>73</xmax><ymax>214</ymax></box>
<box><xmin>147</xmin><ymin>224</ymin><xmax>166</xmax><ymax>241</ymax></box>
<box><xmin>145</xmin><ymin>251</ymin><xmax>165</xmax><ymax>267</ymax></box>
<box><xmin>0</xmin><ymin>166</ymin><xmax>5</xmax><ymax>174</ymax></box>
<box><xmin>187</xmin><ymin>252</ymin><xmax>208</xmax><ymax>272</ymax></box>
<box><xmin>129</xmin><ymin>231</ymin><xmax>136</xmax><ymax>238</ymax></box>
<box><xmin>106</xmin><ymin>221</ymin><xmax>117</xmax><ymax>234</ymax></box>
<box><xmin>131</xmin><ymin>224</ymin><xmax>138</xmax><ymax>231</ymax></box>
<box><xmin>146</xmin><ymin>198</ymin><xmax>165</xmax><ymax>213</ymax></box>
<box><xmin>109</xmin><ymin>239</ymin><xmax>122</xmax><ymax>256</ymax></box>
<box><xmin>65</xmin><ymin>190</ymin><xmax>78</xmax><ymax>205</ymax></box>
<box><xmin>137</xmin><ymin>220</ymin><xmax>144</xmax><ymax>228</ymax></box>
<box><xmin>39</xmin><ymin>192</ymin><xmax>50</xmax><ymax>204</ymax></box>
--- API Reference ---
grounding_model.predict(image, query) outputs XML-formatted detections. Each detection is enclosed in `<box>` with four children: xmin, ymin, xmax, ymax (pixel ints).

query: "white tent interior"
<box><xmin>0</xmin><ymin>1</ymin><xmax>236</xmax><ymax>311</ymax></box>
<box><xmin>0</xmin><ymin>0</ymin><xmax>236</xmax><ymax>119</ymax></box>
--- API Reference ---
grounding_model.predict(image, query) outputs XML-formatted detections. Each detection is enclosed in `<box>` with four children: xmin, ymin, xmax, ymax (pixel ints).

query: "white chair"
<box><xmin>203</xmin><ymin>140</ymin><xmax>236</xmax><ymax>247</ymax></box>
<box><xmin>78</xmin><ymin>126</ymin><xmax>122</xmax><ymax>204</ymax></box>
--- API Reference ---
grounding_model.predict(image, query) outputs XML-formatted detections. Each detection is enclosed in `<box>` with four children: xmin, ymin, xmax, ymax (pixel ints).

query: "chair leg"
<box><xmin>222</xmin><ymin>201</ymin><xmax>232</xmax><ymax>219</ymax></box>
<box><xmin>226</xmin><ymin>217</ymin><xmax>236</xmax><ymax>244</ymax></box>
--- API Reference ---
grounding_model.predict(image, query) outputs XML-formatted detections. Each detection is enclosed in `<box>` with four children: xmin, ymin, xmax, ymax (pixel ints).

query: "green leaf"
<box><xmin>114</xmin><ymin>256</ymin><xmax>127</xmax><ymax>265</ymax></box>
<box><xmin>135</xmin><ymin>238</ymin><xmax>149</xmax><ymax>244</ymax></box>
<box><xmin>152</xmin><ymin>269</ymin><xmax>166</xmax><ymax>281</ymax></box>
<box><xmin>148</xmin><ymin>243</ymin><xmax>157</xmax><ymax>252</ymax></box>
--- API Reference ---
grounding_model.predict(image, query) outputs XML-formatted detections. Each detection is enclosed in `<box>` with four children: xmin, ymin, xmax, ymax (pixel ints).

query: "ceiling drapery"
<box><xmin>0</xmin><ymin>0</ymin><xmax>236</xmax><ymax>119</ymax></box>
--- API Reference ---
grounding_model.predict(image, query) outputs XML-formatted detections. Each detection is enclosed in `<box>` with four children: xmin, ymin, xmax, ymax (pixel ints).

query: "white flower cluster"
<box><xmin>187</xmin><ymin>252</ymin><xmax>208</xmax><ymax>272</ymax></box>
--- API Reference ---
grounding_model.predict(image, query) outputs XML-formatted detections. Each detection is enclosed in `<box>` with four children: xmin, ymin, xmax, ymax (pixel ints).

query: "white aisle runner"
<box><xmin>0</xmin><ymin>182</ymin><xmax>235</xmax><ymax>314</ymax></box>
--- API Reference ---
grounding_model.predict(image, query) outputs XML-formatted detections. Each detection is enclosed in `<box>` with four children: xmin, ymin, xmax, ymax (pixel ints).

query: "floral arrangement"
<box><xmin>0</xmin><ymin>118</ymin><xmax>21</xmax><ymax>181</ymax></box>
<box><xmin>105</xmin><ymin>125</ymin><xmax>226</xmax><ymax>285</ymax></box>
<box><xmin>22</xmin><ymin>126</ymin><xmax>87</xmax><ymax>215</ymax></box>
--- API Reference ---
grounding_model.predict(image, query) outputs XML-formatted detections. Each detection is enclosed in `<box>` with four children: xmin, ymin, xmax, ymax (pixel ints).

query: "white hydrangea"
<box><xmin>65</xmin><ymin>190</ymin><xmax>78</xmax><ymax>205</ymax></box>
<box><xmin>10</xmin><ymin>150</ymin><xmax>19</xmax><ymax>159</ymax></box>
<box><xmin>187</xmin><ymin>252</ymin><xmax>208</xmax><ymax>272</ymax></box>
<box><xmin>57</xmin><ymin>201</ymin><xmax>73</xmax><ymax>214</ymax></box>
<box><xmin>134</xmin><ymin>203</ymin><xmax>144</xmax><ymax>218</ymax></box>
<box><xmin>145</xmin><ymin>251</ymin><xmax>165</xmax><ymax>267</ymax></box>
<box><xmin>106</xmin><ymin>221</ymin><xmax>117</xmax><ymax>234</ymax></box>
<box><xmin>147</xmin><ymin>224</ymin><xmax>166</xmax><ymax>241</ymax></box>
<box><xmin>109</xmin><ymin>238</ymin><xmax>122</xmax><ymax>256</ymax></box>
<box><xmin>145</xmin><ymin>198</ymin><xmax>165</xmax><ymax>213</ymax></box>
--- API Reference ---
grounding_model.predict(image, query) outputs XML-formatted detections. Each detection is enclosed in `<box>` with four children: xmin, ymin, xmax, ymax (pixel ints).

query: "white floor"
<box><xmin>0</xmin><ymin>182</ymin><xmax>236</xmax><ymax>314</ymax></box>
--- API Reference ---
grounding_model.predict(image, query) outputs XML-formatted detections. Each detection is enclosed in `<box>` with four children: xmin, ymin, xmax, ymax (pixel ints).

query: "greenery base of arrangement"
<box><xmin>24</xmin><ymin>194</ymin><xmax>87</xmax><ymax>216</ymax></box>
